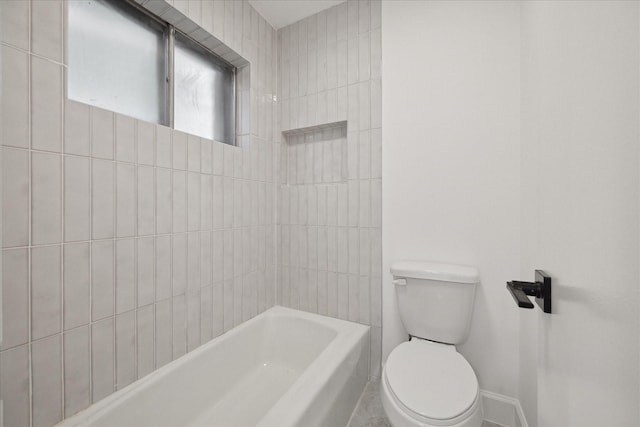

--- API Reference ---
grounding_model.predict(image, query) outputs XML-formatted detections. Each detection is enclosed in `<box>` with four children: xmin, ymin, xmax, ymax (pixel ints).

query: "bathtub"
<box><xmin>56</xmin><ymin>306</ymin><xmax>370</xmax><ymax>427</ymax></box>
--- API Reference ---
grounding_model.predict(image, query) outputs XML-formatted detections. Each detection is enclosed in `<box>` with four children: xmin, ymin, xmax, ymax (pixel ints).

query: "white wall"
<box><xmin>382</xmin><ymin>1</ymin><xmax>522</xmax><ymax>397</ymax></box>
<box><xmin>520</xmin><ymin>2</ymin><xmax>640</xmax><ymax>426</ymax></box>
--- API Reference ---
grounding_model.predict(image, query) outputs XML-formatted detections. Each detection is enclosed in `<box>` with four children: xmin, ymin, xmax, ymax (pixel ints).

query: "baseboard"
<box><xmin>480</xmin><ymin>390</ymin><xmax>528</xmax><ymax>427</ymax></box>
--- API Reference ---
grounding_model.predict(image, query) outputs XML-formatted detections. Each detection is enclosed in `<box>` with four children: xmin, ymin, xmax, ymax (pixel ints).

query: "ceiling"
<box><xmin>248</xmin><ymin>0</ymin><xmax>345</xmax><ymax>30</ymax></box>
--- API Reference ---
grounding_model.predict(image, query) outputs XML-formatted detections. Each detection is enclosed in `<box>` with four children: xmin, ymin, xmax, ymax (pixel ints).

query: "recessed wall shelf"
<box><xmin>282</xmin><ymin>120</ymin><xmax>347</xmax><ymax>137</ymax></box>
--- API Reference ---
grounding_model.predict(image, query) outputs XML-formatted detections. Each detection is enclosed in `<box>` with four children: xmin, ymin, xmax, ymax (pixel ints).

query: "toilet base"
<box><xmin>380</xmin><ymin>364</ymin><xmax>483</xmax><ymax>427</ymax></box>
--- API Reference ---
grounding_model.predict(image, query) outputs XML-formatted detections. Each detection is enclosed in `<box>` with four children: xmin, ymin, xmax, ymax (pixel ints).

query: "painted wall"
<box><xmin>0</xmin><ymin>1</ymin><xmax>278</xmax><ymax>426</ymax></box>
<box><xmin>276</xmin><ymin>0</ymin><xmax>383</xmax><ymax>378</ymax></box>
<box><xmin>381</xmin><ymin>0</ymin><xmax>522</xmax><ymax>398</ymax></box>
<box><xmin>520</xmin><ymin>1</ymin><xmax>640</xmax><ymax>426</ymax></box>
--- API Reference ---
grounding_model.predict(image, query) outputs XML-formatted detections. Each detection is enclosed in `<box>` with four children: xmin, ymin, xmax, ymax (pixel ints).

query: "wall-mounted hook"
<box><xmin>506</xmin><ymin>270</ymin><xmax>552</xmax><ymax>313</ymax></box>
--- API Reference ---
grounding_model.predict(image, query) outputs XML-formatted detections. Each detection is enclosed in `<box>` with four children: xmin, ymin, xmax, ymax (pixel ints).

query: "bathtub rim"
<box><xmin>55</xmin><ymin>306</ymin><xmax>370</xmax><ymax>427</ymax></box>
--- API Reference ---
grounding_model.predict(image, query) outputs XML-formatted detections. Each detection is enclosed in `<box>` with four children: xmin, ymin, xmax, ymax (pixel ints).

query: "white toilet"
<box><xmin>381</xmin><ymin>261</ymin><xmax>483</xmax><ymax>427</ymax></box>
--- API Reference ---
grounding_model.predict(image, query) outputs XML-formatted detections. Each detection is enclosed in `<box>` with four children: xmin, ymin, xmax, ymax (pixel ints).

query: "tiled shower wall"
<box><xmin>276</xmin><ymin>0</ymin><xmax>383</xmax><ymax>377</ymax></box>
<box><xmin>0</xmin><ymin>1</ymin><xmax>278</xmax><ymax>426</ymax></box>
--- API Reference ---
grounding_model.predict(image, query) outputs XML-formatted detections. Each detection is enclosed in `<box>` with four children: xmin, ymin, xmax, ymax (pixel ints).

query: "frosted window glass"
<box><xmin>174</xmin><ymin>34</ymin><xmax>235</xmax><ymax>144</ymax></box>
<box><xmin>68</xmin><ymin>0</ymin><xmax>168</xmax><ymax>124</ymax></box>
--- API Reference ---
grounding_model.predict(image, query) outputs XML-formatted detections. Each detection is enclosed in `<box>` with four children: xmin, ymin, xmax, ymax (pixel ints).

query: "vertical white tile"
<box><xmin>347</xmin><ymin>0</ymin><xmax>359</xmax><ymax>39</ymax></box>
<box><xmin>138</xmin><ymin>166</ymin><xmax>155</xmax><ymax>236</ymax></box>
<box><xmin>138</xmin><ymin>237</ymin><xmax>155</xmax><ymax>307</ymax></box>
<box><xmin>359</xmin><ymin>130</ymin><xmax>371</xmax><ymax>179</ymax></box>
<box><xmin>2</xmin><ymin>148</ymin><xmax>29</xmax><ymax>247</ymax></box>
<box><xmin>31</xmin><ymin>0</ymin><xmax>63</xmax><ymax>61</ymax></box>
<box><xmin>370</xmin><ymin>326</ymin><xmax>382</xmax><ymax>377</ymax></box>
<box><xmin>64</xmin><ymin>156</ymin><xmax>90</xmax><ymax>242</ymax></box>
<box><xmin>317</xmin><ymin>270</ymin><xmax>328</xmax><ymax>315</ymax></box>
<box><xmin>201</xmin><ymin>232</ymin><xmax>212</xmax><ymax>286</ymax></box>
<box><xmin>370</xmin><ymin>28</ymin><xmax>381</xmax><ymax>80</ymax></box>
<box><xmin>201</xmin><ymin>139</ymin><xmax>212</xmax><ymax>174</ymax></box>
<box><xmin>32</xmin><ymin>152</ymin><xmax>62</xmax><ymax>244</ymax></box>
<box><xmin>116</xmin><ymin>239</ymin><xmax>135</xmax><ymax>314</ymax></box>
<box><xmin>116</xmin><ymin>163</ymin><xmax>136</xmax><ymax>238</ymax></box>
<box><xmin>359</xmin><ymin>275</ymin><xmax>370</xmax><ymax>324</ymax></box>
<box><xmin>187</xmin><ymin>289</ymin><xmax>201</xmax><ymax>351</ymax></box>
<box><xmin>335</xmin><ymin>2</ymin><xmax>348</xmax><ymax>41</ymax></box>
<box><xmin>212</xmin><ymin>230</ymin><xmax>224</xmax><ymax>284</ymax></box>
<box><xmin>172</xmin><ymin>294</ymin><xmax>187</xmax><ymax>359</ymax></box>
<box><xmin>212</xmin><ymin>141</ymin><xmax>224</xmax><ymax>176</ymax></box>
<box><xmin>32</xmin><ymin>334</ymin><xmax>63</xmax><ymax>427</ymax></box>
<box><xmin>0</xmin><ymin>0</ymin><xmax>29</xmax><ymax>49</ymax></box>
<box><xmin>371</xmin><ymin>178</ymin><xmax>382</xmax><ymax>228</ymax></box>
<box><xmin>359</xmin><ymin>81</ymin><xmax>371</xmax><ymax>130</ymax></box>
<box><xmin>156</xmin><ymin>167</ymin><xmax>172</xmax><ymax>234</ymax></box>
<box><xmin>201</xmin><ymin>175</ymin><xmax>212</xmax><ymax>231</ymax></box>
<box><xmin>359</xmin><ymin>178</ymin><xmax>371</xmax><ymax>227</ymax></box>
<box><xmin>370</xmin><ymin>128</ymin><xmax>382</xmax><ymax>178</ymax></box>
<box><xmin>201</xmin><ymin>286</ymin><xmax>213</xmax><ymax>343</ymax></box>
<box><xmin>115</xmin><ymin>311</ymin><xmax>135</xmax><ymax>390</ymax></box>
<box><xmin>370</xmin><ymin>276</ymin><xmax>382</xmax><ymax>327</ymax></box>
<box><xmin>137</xmin><ymin>305</ymin><xmax>155</xmax><ymax>378</ymax></box>
<box><xmin>64</xmin><ymin>327</ymin><xmax>90</xmax><ymax>417</ymax></box>
<box><xmin>1</xmin><ymin>46</ymin><xmax>29</xmax><ymax>149</ymax></box>
<box><xmin>359</xmin><ymin>228</ymin><xmax>371</xmax><ymax>276</ymax></box>
<box><xmin>31</xmin><ymin>245</ymin><xmax>61</xmax><ymax>340</ymax></box>
<box><xmin>91</xmin><ymin>318</ymin><xmax>114</xmax><ymax>402</ymax></box>
<box><xmin>172</xmin><ymin>233</ymin><xmax>187</xmax><ymax>296</ymax></box>
<box><xmin>337</xmin><ymin>227</ymin><xmax>349</xmax><ymax>274</ymax></box>
<box><xmin>63</xmin><ymin>243</ymin><xmax>90</xmax><ymax>331</ymax></box>
<box><xmin>92</xmin><ymin>240</ymin><xmax>114</xmax><ymax>321</ymax></box>
<box><xmin>370</xmin><ymin>0</ymin><xmax>381</xmax><ymax>29</ymax></box>
<box><xmin>348</xmin><ymin>227</ymin><xmax>359</xmax><ymax>275</ymax></box>
<box><xmin>155</xmin><ymin>298</ymin><xmax>172</xmax><ymax>368</ymax></box>
<box><xmin>0</xmin><ymin>344</ymin><xmax>30</xmax><ymax>426</ymax></box>
<box><xmin>348</xmin><ymin>84</ymin><xmax>359</xmax><ymax>132</ymax></box>
<box><xmin>223</xmin><ymin>279</ymin><xmax>233</xmax><ymax>332</ymax></box>
<box><xmin>325</xmin><ymin>271</ymin><xmax>336</xmax><ymax>317</ymax></box>
<box><xmin>187</xmin><ymin>232</ymin><xmax>201</xmax><ymax>290</ymax></box>
<box><xmin>92</xmin><ymin>159</ymin><xmax>115</xmax><ymax>240</ymax></box>
<box><xmin>172</xmin><ymin>130</ymin><xmax>187</xmax><ymax>170</ymax></box>
<box><xmin>155</xmin><ymin>235</ymin><xmax>172</xmax><ymax>302</ymax></box>
<box><xmin>358</xmin><ymin>0</ymin><xmax>370</xmax><ymax>33</ymax></box>
<box><xmin>347</xmin><ymin>37</ymin><xmax>358</xmax><ymax>85</ymax></box>
<box><xmin>156</xmin><ymin>126</ymin><xmax>172</xmax><ymax>169</ymax></box>
<box><xmin>348</xmin><ymin>180</ymin><xmax>359</xmax><ymax>227</ymax></box>
<box><xmin>348</xmin><ymin>274</ymin><xmax>359</xmax><ymax>322</ymax></box>
<box><xmin>1</xmin><ymin>249</ymin><xmax>29</xmax><ymax>349</ymax></box>
<box><xmin>187</xmin><ymin>172</ymin><xmax>201</xmax><ymax>231</ymax></box>
<box><xmin>173</xmin><ymin>171</ymin><xmax>187</xmax><ymax>233</ymax></box>
<box><xmin>371</xmin><ymin>79</ymin><xmax>381</xmax><ymax>129</ymax></box>
<box><xmin>64</xmin><ymin>100</ymin><xmax>90</xmax><ymax>156</ymax></box>
<box><xmin>115</xmin><ymin>114</ymin><xmax>135</xmax><ymax>163</ymax></box>
<box><xmin>91</xmin><ymin>108</ymin><xmax>114</xmax><ymax>160</ymax></box>
<box><xmin>212</xmin><ymin>175</ymin><xmax>224</xmax><ymax>229</ymax></box>
<box><xmin>137</xmin><ymin>121</ymin><xmax>155</xmax><ymax>166</ymax></box>
<box><xmin>187</xmin><ymin>135</ymin><xmax>201</xmax><ymax>172</ymax></box>
<box><xmin>31</xmin><ymin>56</ymin><xmax>62</xmax><ymax>152</ymax></box>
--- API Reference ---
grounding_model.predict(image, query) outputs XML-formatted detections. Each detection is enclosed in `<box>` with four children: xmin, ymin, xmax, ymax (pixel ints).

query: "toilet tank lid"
<box><xmin>391</xmin><ymin>261</ymin><xmax>480</xmax><ymax>283</ymax></box>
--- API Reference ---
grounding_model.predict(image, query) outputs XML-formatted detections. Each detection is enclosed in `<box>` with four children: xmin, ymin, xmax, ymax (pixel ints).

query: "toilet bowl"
<box><xmin>382</xmin><ymin>261</ymin><xmax>483</xmax><ymax>427</ymax></box>
<box><xmin>380</xmin><ymin>339</ymin><xmax>482</xmax><ymax>427</ymax></box>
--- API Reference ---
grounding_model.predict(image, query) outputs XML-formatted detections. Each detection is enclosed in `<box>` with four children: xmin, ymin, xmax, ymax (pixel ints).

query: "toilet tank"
<box><xmin>391</xmin><ymin>261</ymin><xmax>479</xmax><ymax>345</ymax></box>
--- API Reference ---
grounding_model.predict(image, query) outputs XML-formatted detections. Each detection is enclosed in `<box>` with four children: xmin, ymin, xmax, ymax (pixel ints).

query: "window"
<box><xmin>174</xmin><ymin>34</ymin><xmax>236</xmax><ymax>144</ymax></box>
<box><xmin>68</xmin><ymin>0</ymin><xmax>237</xmax><ymax>144</ymax></box>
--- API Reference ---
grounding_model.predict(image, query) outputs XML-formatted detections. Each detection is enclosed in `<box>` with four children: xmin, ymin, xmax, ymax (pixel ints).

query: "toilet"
<box><xmin>381</xmin><ymin>261</ymin><xmax>483</xmax><ymax>427</ymax></box>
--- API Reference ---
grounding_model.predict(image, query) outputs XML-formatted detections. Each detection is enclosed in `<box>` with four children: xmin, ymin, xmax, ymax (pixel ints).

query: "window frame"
<box><xmin>68</xmin><ymin>0</ymin><xmax>238</xmax><ymax>146</ymax></box>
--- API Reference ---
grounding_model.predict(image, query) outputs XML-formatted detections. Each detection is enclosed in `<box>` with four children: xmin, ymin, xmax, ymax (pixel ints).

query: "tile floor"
<box><xmin>347</xmin><ymin>380</ymin><xmax>504</xmax><ymax>427</ymax></box>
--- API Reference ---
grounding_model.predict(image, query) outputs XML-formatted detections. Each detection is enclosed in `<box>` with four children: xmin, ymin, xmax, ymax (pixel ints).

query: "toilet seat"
<box><xmin>383</xmin><ymin>339</ymin><xmax>481</xmax><ymax>426</ymax></box>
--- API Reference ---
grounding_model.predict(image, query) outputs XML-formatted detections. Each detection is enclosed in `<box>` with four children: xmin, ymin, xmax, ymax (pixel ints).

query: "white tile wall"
<box><xmin>277</xmin><ymin>0</ymin><xmax>383</xmax><ymax>378</ymax></box>
<box><xmin>1</xmin><ymin>1</ymin><xmax>278</xmax><ymax>426</ymax></box>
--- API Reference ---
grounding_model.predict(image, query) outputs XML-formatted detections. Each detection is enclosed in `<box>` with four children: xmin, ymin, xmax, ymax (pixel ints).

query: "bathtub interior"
<box><xmin>75</xmin><ymin>310</ymin><xmax>346</xmax><ymax>427</ymax></box>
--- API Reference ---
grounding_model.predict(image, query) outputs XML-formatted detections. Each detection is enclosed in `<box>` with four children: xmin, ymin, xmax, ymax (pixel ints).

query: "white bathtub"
<box><xmin>57</xmin><ymin>306</ymin><xmax>370</xmax><ymax>427</ymax></box>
